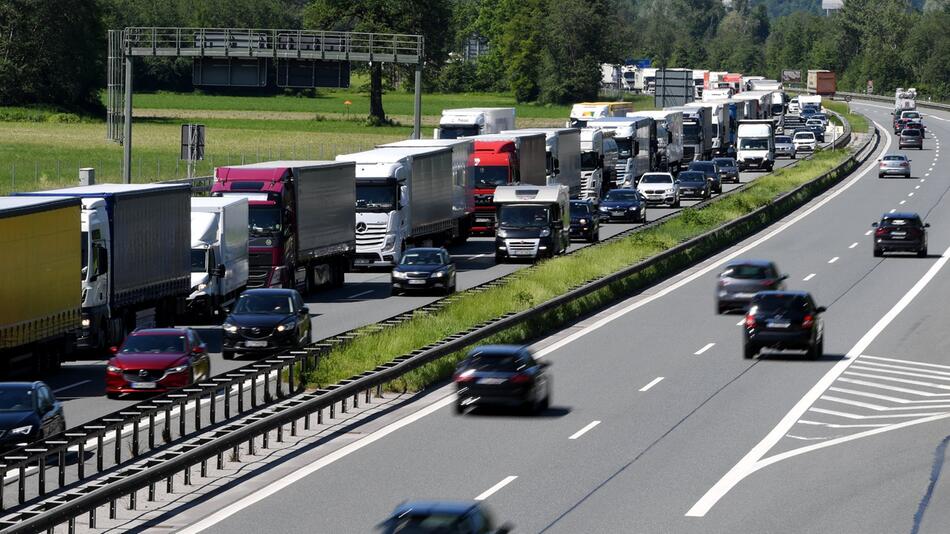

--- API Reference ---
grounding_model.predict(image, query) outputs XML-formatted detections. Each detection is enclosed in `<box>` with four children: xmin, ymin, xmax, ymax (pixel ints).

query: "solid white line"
<box><xmin>639</xmin><ymin>377</ymin><xmax>664</xmax><ymax>392</ymax></box>
<box><xmin>694</xmin><ymin>342</ymin><xmax>716</xmax><ymax>355</ymax></box>
<box><xmin>346</xmin><ymin>289</ymin><xmax>374</xmax><ymax>299</ymax></box>
<box><xmin>569</xmin><ymin>420</ymin><xmax>602</xmax><ymax>439</ymax></box>
<box><xmin>828</xmin><ymin>256</ymin><xmax>839</xmax><ymax>264</ymax></box>
<box><xmin>862</xmin><ymin>354</ymin><xmax>950</xmax><ymax>370</ymax></box>
<box><xmin>849</xmin><ymin>242</ymin><xmax>858</xmax><ymax>249</ymax></box>
<box><xmin>803</xmin><ymin>273</ymin><xmax>816</xmax><ymax>281</ymax></box>
<box><xmin>53</xmin><ymin>380</ymin><xmax>91</xmax><ymax>394</ymax></box>
<box><xmin>475</xmin><ymin>475</ymin><xmax>518</xmax><ymax>501</ymax></box>
<box><xmin>808</xmin><ymin>407</ymin><xmax>947</xmax><ymax>419</ymax></box>
<box><xmin>686</xmin><ymin>242</ymin><xmax>950</xmax><ymax>517</ymax></box>
<box><xmin>797</xmin><ymin>420</ymin><xmax>888</xmax><ymax>429</ymax></box>
<box><xmin>838</xmin><ymin>377</ymin><xmax>950</xmax><ymax>397</ymax></box>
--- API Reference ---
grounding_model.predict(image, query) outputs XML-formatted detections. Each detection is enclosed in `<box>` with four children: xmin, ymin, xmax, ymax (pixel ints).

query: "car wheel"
<box><xmin>878</xmin><ymin>174</ymin><xmax>884</xmax><ymax>179</ymax></box>
<box><xmin>106</xmin><ymin>392</ymin><xmax>120</xmax><ymax>400</ymax></box>
<box><xmin>222</xmin><ymin>350</ymin><xmax>236</xmax><ymax>360</ymax></box>
<box><xmin>873</xmin><ymin>248</ymin><xmax>883</xmax><ymax>258</ymax></box>
<box><xmin>716</xmin><ymin>302</ymin><xmax>725</xmax><ymax>315</ymax></box>
<box><xmin>918</xmin><ymin>247</ymin><xmax>928</xmax><ymax>258</ymax></box>
<box><xmin>743</xmin><ymin>342</ymin><xmax>757</xmax><ymax>359</ymax></box>
<box><xmin>454</xmin><ymin>399</ymin><xmax>465</xmax><ymax>415</ymax></box>
<box><xmin>495</xmin><ymin>253</ymin><xmax>504</xmax><ymax>263</ymax></box>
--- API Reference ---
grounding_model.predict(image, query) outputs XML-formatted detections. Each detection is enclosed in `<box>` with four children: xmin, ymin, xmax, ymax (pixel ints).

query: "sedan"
<box><xmin>569</xmin><ymin>199</ymin><xmax>600</xmax><ymax>242</ymax></box>
<box><xmin>676</xmin><ymin>171</ymin><xmax>711</xmax><ymax>199</ymax></box>
<box><xmin>637</xmin><ymin>173</ymin><xmax>680</xmax><ymax>207</ymax></box>
<box><xmin>713</xmin><ymin>157</ymin><xmax>740</xmax><ymax>184</ymax></box>
<box><xmin>806</xmin><ymin>119</ymin><xmax>825</xmax><ymax>142</ymax></box>
<box><xmin>744</xmin><ymin>291</ymin><xmax>825</xmax><ymax>360</ymax></box>
<box><xmin>872</xmin><ymin>212</ymin><xmax>929</xmax><ymax>257</ymax></box>
<box><xmin>812</xmin><ymin>113</ymin><xmax>830</xmax><ymax>128</ymax></box>
<box><xmin>716</xmin><ymin>259</ymin><xmax>788</xmax><ymax>314</ymax></box>
<box><xmin>105</xmin><ymin>328</ymin><xmax>211</xmax><ymax>398</ymax></box>
<box><xmin>454</xmin><ymin>345</ymin><xmax>551</xmax><ymax>414</ymax></box>
<box><xmin>793</xmin><ymin>131</ymin><xmax>817</xmax><ymax>152</ymax></box>
<box><xmin>379</xmin><ymin>501</ymin><xmax>511</xmax><ymax>534</ymax></box>
<box><xmin>774</xmin><ymin>136</ymin><xmax>797</xmax><ymax>159</ymax></box>
<box><xmin>0</xmin><ymin>382</ymin><xmax>66</xmax><ymax>449</ymax></box>
<box><xmin>899</xmin><ymin>128</ymin><xmax>923</xmax><ymax>149</ymax></box>
<box><xmin>391</xmin><ymin>247</ymin><xmax>457</xmax><ymax>295</ymax></box>
<box><xmin>221</xmin><ymin>288</ymin><xmax>311</xmax><ymax>359</ymax></box>
<box><xmin>599</xmin><ymin>189</ymin><xmax>647</xmax><ymax>223</ymax></box>
<box><xmin>688</xmin><ymin>160</ymin><xmax>723</xmax><ymax>193</ymax></box>
<box><xmin>878</xmin><ymin>154</ymin><xmax>911</xmax><ymax>178</ymax></box>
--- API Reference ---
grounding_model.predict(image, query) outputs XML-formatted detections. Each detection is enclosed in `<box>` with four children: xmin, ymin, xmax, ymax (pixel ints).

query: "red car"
<box><xmin>105</xmin><ymin>328</ymin><xmax>211</xmax><ymax>399</ymax></box>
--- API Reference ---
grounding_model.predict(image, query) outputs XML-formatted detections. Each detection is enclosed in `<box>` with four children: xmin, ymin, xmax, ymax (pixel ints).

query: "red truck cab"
<box><xmin>471</xmin><ymin>141</ymin><xmax>519</xmax><ymax>234</ymax></box>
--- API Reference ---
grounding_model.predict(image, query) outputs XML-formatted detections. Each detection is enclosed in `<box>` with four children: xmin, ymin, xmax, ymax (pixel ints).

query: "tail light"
<box><xmin>510</xmin><ymin>373</ymin><xmax>532</xmax><ymax>384</ymax></box>
<box><xmin>900</xmin><ymin>162</ymin><xmax>909</xmax><ymax>167</ymax></box>
<box><xmin>744</xmin><ymin>314</ymin><xmax>756</xmax><ymax>328</ymax></box>
<box><xmin>717</xmin><ymin>279</ymin><xmax>727</xmax><ymax>288</ymax></box>
<box><xmin>802</xmin><ymin>314</ymin><xmax>815</xmax><ymax>328</ymax></box>
<box><xmin>453</xmin><ymin>370</ymin><xmax>476</xmax><ymax>383</ymax></box>
<box><xmin>761</xmin><ymin>279</ymin><xmax>775</xmax><ymax>287</ymax></box>
<box><xmin>875</xmin><ymin>228</ymin><xmax>887</xmax><ymax>237</ymax></box>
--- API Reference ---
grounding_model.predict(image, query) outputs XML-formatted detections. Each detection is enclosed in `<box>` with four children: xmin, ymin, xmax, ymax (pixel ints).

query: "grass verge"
<box><xmin>823</xmin><ymin>100</ymin><xmax>869</xmax><ymax>133</ymax></box>
<box><xmin>306</xmin><ymin>147</ymin><xmax>857</xmax><ymax>392</ymax></box>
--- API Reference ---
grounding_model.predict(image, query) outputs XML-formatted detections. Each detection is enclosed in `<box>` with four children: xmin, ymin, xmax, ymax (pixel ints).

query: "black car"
<box><xmin>391</xmin><ymin>247</ymin><xmax>457</xmax><ymax>295</ymax></box>
<box><xmin>687</xmin><ymin>160</ymin><xmax>722</xmax><ymax>194</ymax></box>
<box><xmin>872</xmin><ymin>212</ymin><xmax>929</xmax><ymax>257</ymax></box>
<box><xmin>713</xmin><ymin>157</ymin><xmax>740</xmax><ymax>184</ymax></box>
<box><xmin>454</xmin><ymin>345</ymin><xmax>551</xmax><ymax>414</ymax></box>
<box><xmin>569</xmin><ymin>200</ymin><xmax>600</xmax><ymax>242</ymax></box>
<box><xmin>0</xmin><ymin>382</ymin><xmax>66</xmax><ymax>450</ymax></box>
<box><xmin>221</xmin><ymin>288</ymin><xmax>311</xmax><ymax>359</ymax></box>
<box><xmin>744</xmin><ymin>291</ymin><xmax>826</xmax><ymax>360</ymax></box>
<box><xmin>598</xmin><ymin>189</ymin><xmax>646</xmax><ymax>223</ymax></box>
<box><xmin>676</xmin><ymin>171</ymin><xmax>711</xmax><ymax>199</ymax></box>
<box><xmin>379</xmin><ymin>501</ymin><xmax>511</xmax><ymax>534</ymax></box>
<box><xmin>716</xmin><ymin>259</ymin><xmax>788</xmax><ymax>314</ymax></box>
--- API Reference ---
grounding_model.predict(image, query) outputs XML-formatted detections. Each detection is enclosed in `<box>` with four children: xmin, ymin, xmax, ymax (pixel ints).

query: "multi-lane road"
<box><xmin>154</xmin><ymin>101</ymin><xmax>950</xmax><ymax>533</ymax></box>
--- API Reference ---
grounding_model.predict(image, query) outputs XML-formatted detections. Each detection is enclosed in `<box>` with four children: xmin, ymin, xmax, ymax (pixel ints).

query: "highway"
<box><xmin>40</xmin><ymin>152</ymin><xmax>811</xmax><ymax>430</ymax></box>
<box><xmin>160</xmin><ymin>101</ymin><xmax>950</xmax><ymax>533</ymax></box>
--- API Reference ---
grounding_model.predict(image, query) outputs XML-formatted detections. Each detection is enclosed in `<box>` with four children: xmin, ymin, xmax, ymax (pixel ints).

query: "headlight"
<box><xmin>223</xmin><ymin>323</ymin><xmax>238</xmax><ymax>333</ymax></box>
<box><xmin>598</xmin><ymin>206</ymin><xmax>608</xmax><ymax>212</ymax></box>
<box><xmin>106</xmin><ymin>364</ymin><xmax>121</xmax><ymax>373</ymax></box>
<box><xmin>392</xmin><ymin>270</ymin><xmax>408</xmax><ymax>279</ymax></box>
<box><xmin>578</xmin><ymin>218</ymin><xmax>587</xmax><ymax>225</ymax></box>
<box><xmin>628</xmin><ymin>206</ymin><xmax>639</xmax><ymax>211</ymax></box>
<box><xmin>276</xmin><ymin>320</ymin><xmax>296</xmax><ymax>333</ymax></box>
<box><xmin>168</xmin><ymin>364</ymin><xmax>189</xmax><ymax>374</ymax></box>
<box><xmin>496</xmin><ymin>229</ymin><xmax>508</xmax><ymax>238</ymax></box>
<box><xmin>383</xmin><ymin>234</ymin><xmax>396</xmax><ymax>250</ymax></box>
<box><xmin>195</xmin><ymin>283</ymin><xmax>208</xmax><ymax>292</ymax></box>
<box><xmin>81</xmin><ymin>318</ymin><xmax>91</xmax><ymax>327</ymax></box>
<box><xmin>431</xmin><ymin>270</ymin><xmax>445</xmax><ymax>278</ymax></box>
<box><xmin>11</xmin><ymin>425</ymin><xmax>32</xmax><ymax>436</ymax></box>
<box><xmin>539</xmin><ymin>228</ymin><xmax>551</xmax><ymax>237</ymax></box>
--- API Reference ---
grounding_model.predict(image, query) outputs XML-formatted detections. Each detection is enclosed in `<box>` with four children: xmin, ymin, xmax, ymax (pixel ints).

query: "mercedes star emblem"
<box><xmin>356</xmin><ymin>222</ymin><xmax>367</xmax><ymax>233</ymax></box>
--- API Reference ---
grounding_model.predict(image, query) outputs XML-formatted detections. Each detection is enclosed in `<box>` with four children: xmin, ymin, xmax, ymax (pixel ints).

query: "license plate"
<box><xmin>408</xmin><ymin>279</ymin><xmax>426</xmax><ymax>285</ymax></box>
<box><xmin>767</xmin><ymin>321</ymin><xmax>791</xmax><ymax>328</ymax></box>
<box><xmin>131</xmin><ymin>382</ymin><xmax>157</xmax><ymax>389</ymax></box>
<box><xmin>734</xmin><ymin>292</ymin><xmax>756</xmax><ymax>298</ymax></box>
<box><xmin>891</xmin><ymin>232</ymin><xmax>906</xmax><ymax>236</ymax></box>
<box><xmin>246</xmin><ymin>340</ymin><xmax>268</xmax><ymax>348</ymax></box>
<box><xmin>478</xmin><ymin>378</ymin><xmax>505</xmax><ymax>385</ymax></box>
<box><xmin>511</xmin><ymin>250</ymin><xmax>533</xmax><ymax>256</ymax></box>
<box><xmin>354</xmin><ymin>259</ymin><xmax>371</xmax><ymax>265</ymax></box>
<box><xmin>612</xmin><ymin>211</ymin><xmax>625</xmax><ymax>216</ymax></box>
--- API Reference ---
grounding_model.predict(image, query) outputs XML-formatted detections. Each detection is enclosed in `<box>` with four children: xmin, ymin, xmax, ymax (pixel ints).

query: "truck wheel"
<box><xmin>495</xmin><ymin>253</ymin><xmax>504</xmax><ymax>263</ymax></box>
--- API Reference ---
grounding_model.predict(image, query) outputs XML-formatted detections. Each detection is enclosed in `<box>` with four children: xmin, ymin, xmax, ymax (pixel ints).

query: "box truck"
<box><xmin>807</xmin><ymin>70</ymin><xmax>836</xmax><ymax>96</ymax></box>
<box><xmin>674</xmin><ymin>105</ymin><xmax>713</xmax><ymax>161</ymax></box>
<box><xmin>493</xmin><ymin>185</ymin><xmax>570</xmax><ymax>262</ymax></box>
<box><xmin>503</xmin><ymin>128</ymin><xmax>582</xmax><ymax>197</ymax></box>
<box><xmin>895</xmin><ymin>88</ymin><xmax>918</xmax><ymax>113</ymax></box>
<box><xmin>213</xmin><ymin>161</ymin><xmax>355</xmax><ymax>291</ymax></box>
<box><xmin>588</xmin><ymin>117</ymin><xmax>656</xmax><ymax>187</ymax></box>
<box><xmin>736</xmin><ymin>120</ymin><xmax>776</xmax><ymax>172</ymax></box>
<box><xmin>568</xmin><ymin>102</ymin><xmax>636</xmax><ymax>128</ymax></box>
<box><xmin>634</xmin><ymin>110</ymin><xmax>684</xmax><ymax>171</ymax></box>
<box><xmin>336</xmin><ymin>147</ymin><xmax>458</xmax><ymax>267</ymax></box>
<box><xmin>187</xmin><ymin>197</ymin><xmax>249</xmax><ymax>319</ymax></box>
<box><xmin>436</xmin><ymin>108</ymin><xmax>516</xmax><ymax>139</ymax></box>
<box><xmin>1</xmin><ymin>197</ymin><xmax>81</xmax><ymax>373</ymax></box>
<box><xmin>19</xmin><ymin>184</ymin><xmax>191</xmax><ymax>352</ymax></box>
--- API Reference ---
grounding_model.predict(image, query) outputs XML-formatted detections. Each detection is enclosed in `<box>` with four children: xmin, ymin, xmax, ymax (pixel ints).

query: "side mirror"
<box><xmin>193</xmin><ymin>346</ymin><xmax>205</xmax><ymax>354</ymax></box>
<box><xmin>495</xmin><ymin>524</ymin><xmax>514</xmax><ymax>534</ymax></box>
<box><xmin>300</xmin><ymin>306</ymin><xmax>310</xmax><ymax>315</ymax></box>
<box><xmin>109</xmin><ymin>346</ymin><xmax>119</xmax><ymax>355</ymax></box>
<box><xmin>213</xmin><ymin>264</ymin><xmax>226</xmax><ymax>278</ymax></box>
<box><xmin>871</xmin><ymin>222</ymin><xmax>878</xmax><ymax>227</ymax></box>
<box><xmin>816</xmin><ymin>306</ymin><xmax>827</xmax><ymax>313</ymax></box>
<box><xmin>925</xmin><ymin>223</ymin><xmax>931</xmax><ymax>228</ymax></box>
<box><xmin>779</xmin><ymin>274</ymin><xmax>789</xmax><ymax>281</ymax></box>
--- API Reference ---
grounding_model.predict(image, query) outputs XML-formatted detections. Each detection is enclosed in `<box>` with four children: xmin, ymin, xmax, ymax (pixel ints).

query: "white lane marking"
<box><xmin>53</xmin><ymin>380</ymin><xmax>91</xmax><ymax>394</ymax></box>
<box><xmin>828</xmin><ymin>256</ymin><xmax>839</xmax><ymax>264</ymax></box>
<box><xmin>916</xmin><ymin>185</ymin><xmax>921</xmax><ymax>189</ymax></box>
<box><xmin>803</xmin><ymin>273</ymin><xmax>816</xmax><ymax>281</ymax></box>
<box><xmin>908</xmin><ymin>192</ymin><xmax>914</xmax><ymax>197</ymax></box>
<box><xmin>849</xmin><ymin>242</ymin><xmax>858</xmax><ymax>249</ymax></box>
<box><xmin>178</xmin><ymin>393</ymin><xmax>458</xmax><ymax>533</ymax></box>
<box><xmin>569</xmin><ymin>420</ymin><xmax>602</xmax><ymax>439</ymax></box>
<box><xmin>809</xmin><ymin>407</ymin><xmax>948</xmax><ymax>419</ymax></box>
<box><xmin>828</xmin><ymin>387</ymin><xmax>950</xmax><ymax>404</ymax></box>
<box><xmin>921</xmin><ymin>178</ymin><xmax>926</xmax><ymax>182</ymax></box>
<box><xmin>736</xmin><ymin>319</ymin><xmax>745</xmax><ymax>326</ymax></box>
<box><xmin>475</xmin><ymin>475</ymin><xmax>518</xmax><ymax>501</ymax></box>
<box><xmin>838</xmin><ymin>377</ymin><xmax>950</xmax><ymax>398</ymax></box>
<box><xmin>694</xmin><ymin>343</ymin><xmax>716</xmax><ymax>355</ymax></box>
<box><xmin>863</xmin><ymin>354</ymin><xmax>950</xmax><ymax>370</ymax></box>
<box><xmin>844</xmin><ymin>370</ymin><xmax>950</xmax><ymax>390</ymax></box>
<box><xmin>787</xmin><ymin>435</ymin><xmax>827</xmax><ymax>441</ymax></box>
<box><xmin>865</xmin><ymin>230</ymin><xmax>873</xmax><ymax>236</ymax></box>
<box><xmin>889</xmin><ymin>208</ymin><xmax>897</xmax><ymax>213</ymax></box>
<box><xmin>899</xmin><ymin>200</ymin><xmax>906</xmax><ymax>205</ymax></box>
<box><xmin>686</xmin><ymin>243</ymin><xmax>950</xmax><ymax>517</ymax></box>
<box><xmin>346</xmin><ymin>289</ymin><xmax>374</xmax><ymax>299</ymax></box>
<box><xmin>534</xmin><ymin>121</ymin><xmax>891</xmax><ymax>361</ymax></box>
<box><xmin>639</xmin><ymin>377</ymin><xmax>665</xmax><ymax>392</ymax></box>
<box><xmin>850</xmin><ymin>365</ymin><xmax>950</xmax><ymax>382</ymax></box>
<box><xmin>857</xmin><ymin>360</ymin><xmax>950</xmax><ymax>376</ymax></box>
<box><xmin>797</xmin><ymin>420</ymin><xmax>888</xmax><ymax>429</ymax></box>
<box><xmin>819</xmin><ymin>395</ymin><xmax>950</xmax><ymax>412</ymax></box>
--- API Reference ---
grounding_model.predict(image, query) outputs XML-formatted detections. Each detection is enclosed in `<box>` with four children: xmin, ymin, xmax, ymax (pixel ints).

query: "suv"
<box><xmin>454</xmin><ymin>345</ymin><xmax>551</xmax><ymax>414</ymax></box>
<box><xmin>872</xmin><ymin>212</ymin><xmax>929</xmax><ymax>257</ymax></box>
<box><xmin>806</xmin><ymin>119</ymin><xmax>825</xmax><ymax>142</ymax></box>
<box><xmin>637</xmin><ymin>173</ymin><xmax>680</xmax><ymax>207</ymax></box>
<box><xmin>687</xmin><ymin>160</ymin><xmax>722</xmax><ymax>194</ymax></box>
<box><xmin>105</xmin><ymin>328</ymin><xmax>211</xmax><ymax>397</ymax></box>
<box><xmin>379</xmin><ymin>501</ymin><xmax>511</xmax><ymax>534</ymax></box>
<box><xmin>793</xmin><ymin>131</ymin><xmax>817</xmax><ymax>152</ymax></box>
<box><xmin>878</xmin><ymin>154</ymin><xmax>911</xmax><ymax>179</ymax></box>
<box><xmin>716</xmin><ymin>260</ymin><xmax>788</xmax><ymax>314</ymax></box>
<box><xmin>221</xmin><ymin>288</ymin><xmax>311</xmax><ymax>359</ymax></box>
<box><xmin>744</xmin><ymin>291</ymin><xmax>826</xmax><ymax>360</ymax></box>
<box><xmin>899</xmin><ymin>128</ymin><xmax>923</xmax><ymax>149</ymax></box>
<box><xmin>713</xmin><ymin>157</ymin><xmax>740</xmax><ymax>183</ymax></box>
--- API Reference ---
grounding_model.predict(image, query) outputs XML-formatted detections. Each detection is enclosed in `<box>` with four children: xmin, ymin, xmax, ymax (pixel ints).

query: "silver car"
<box><xmin>775</xmin><ymin>135</ymin><xmax>796</xmax><ymax>159</ymax></box>
<box><xmin>716</xmin><ymin>259</ymin><xmax>788</xmax><ymax>314</ymax></box>
<box><xmin>878</xmin><ymin>154</ymin><xmax>911</xmax><ymax>179</ymax></box>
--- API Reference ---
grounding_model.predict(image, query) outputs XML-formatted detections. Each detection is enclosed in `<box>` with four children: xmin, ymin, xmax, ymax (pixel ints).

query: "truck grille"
<box><xmin>249</xmin><ymin>252</ymin><xmax>271</xmax><ymax>267</ymax></box>
<box><xmin>474</xmin><ymin>193</ymin><xmax>494</xmax><ymax>206</ymax></box>
<box><xmin>356</xmin><ymin>222</ymin><xmax>388</xmax><ymax>248</ymax></box>
<box><xmin>683</xmin><ymin>146</ymin><xmax>695</xmax><ymax>161</ymax></box>
<box><xmin>247</xmin><ymin>268</ymin><xmax>269</xmax><ymax>288</ymax></box>
<box><xmin>506</xmin><ymin>239</ymin><xmax>539</xmax><ymax>257</ymax></box>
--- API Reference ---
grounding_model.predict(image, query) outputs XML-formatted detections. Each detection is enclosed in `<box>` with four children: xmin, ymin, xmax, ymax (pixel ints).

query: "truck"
<box><xmin>568</xmin><ymin>102</ymin><xmax>636</xmax><ymax>128</ymax></box>
<box><xmin>436</xmin><ymin>108</ymin><xmax>516</xmax><ymax>139</ymax></box>
<box><xmin>188</xmin><ymin>197</ymin><xmax>249</xmax><ymax>319</ymax></box>
<box><xmin>895</xmin><ymin>88</ymin><xmax>917</xmax><ymax>113</ymax></box>
<box><xmin>19</xmin><ymin>184</ymin><xmax>191</xmax><ymax>352</ymax></box>
<box><xmin>600</xmin><ymin>64</ymin><xmax>621</xmax><ymax>91</ymax></box>
<box><xmin>693</xmin><ymin>70</ymin><xmax>708</xmax><ymax>98</ymax></box>
<box><xmin>464</xmin><ymin>132</ymin><xmax>547</xmax><ymax>234</ymax></box>
<box><xmin>621</xmin><ymin>65</ymin><xmax>638</xmax><ymax>92</ymax></box>
<box><xmin>336</xmin><ymin>148</ymin><xmax>456</xmax><ymax>267</ymax></box>
<box><xmin>750</xmin><ymin>79</ymin><xmax>782</xmax><ymax>92</ymax></box>
<box><xmin>212</xmin><ymin>161</ymin><xmax>355</xmax><ymax>291</ymax></box>
<box><xmin>579</xmin><ymin>127</ymin><xmax>608</xmax><ymax>201</ymax></box>
<box><xmin>798</xmin><ymin>94</ymin><xmax>823</xmax><ymax>110</ymax></box>
<box><xmin>588</xmin><ymin>117</ymin><xmax>656</xmax><ymax>187</ymax></box>
<box><xmin>807</xmin><ymin>70</ymin><xmax>836</xmax><ymax>96</ymax></box>
<box><xmin>731</xmin><ymin>92</ymin><xmax>763</xmax><ymax>119</ymax></box>
<box><xmin>378</xmin><ymin>138</ymin><xmax>476</xmax><ymax>242</ymax></box>
<box><xmin>642</xmin><ymin>67</ymin><xmax>658</xmax><ymax>94</ymax></box>
<box><xmin>686</xmin><ymin>102</ymin><xmax>730</xmax><ymax>156</ymax></box>
<box><xmin>1</xmin><ymin>197</ymin><xmax>81</xmax><ymax>373</ymax></box>
<box><xmin>493</xmin><ymin>185</ymin><xmax>570</xmax><ymax>262</ymax></box>
<box><xmin>742</xmin><ymin>76</ymin><xmax>765</xmax><ymax>91</ymax></box>
<box><xmin>503</xmin><ymin>128</ymin><xmax>582</xmax><ymax>197</ymax></box>
<box><xmin>635</xmin><ymin>110</ymin><xmax>684</xmax><ymax>172</ymax></box>
<box><xmin>736</xmin><ymin>119</ymin><xmax>776</xmax><ymax>172</ymax></box>
<box><xmin>674</xmin><ymin>105</ymin><xmax>713</xmax><ymax>163</ymax></box>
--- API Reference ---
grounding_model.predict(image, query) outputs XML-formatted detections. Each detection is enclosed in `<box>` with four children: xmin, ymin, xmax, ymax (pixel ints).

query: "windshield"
<box><xmin>438</xmin><ymin>125</ymin><xmax>479</xmax><ymax>139</ymax></box>
<box><xmin>191</xmin><ymin>249</ymin><xmax>208</xmax><ymax>273</ymax></box>
<box><xmin>714</xmin><ymin>158</ymin><xmax>736</xmax><ymax>167</ymax></box>
<box><xmin>234</xmin><ymin>293</ymin><xmax>293</xmax><ymax>314</ymax></box>
<box><xmin>384</xmin><ymin>513</ymin><xmax>467</xmax><ymax>533</ymax></box>
<box><xmin>121</xmin><ymin>335</ymin><xmax>186</xmax><ymax>354</ymax></box>
<box><xmin>355</xmin><ymin>183</ymin><xmax>397</xmax><ymax>212</ymax></box>
<box><xmin>722</xmin><ymin>264</ymin><xmax>770</xmax><ymax>279</ymax></box>
<box><xmin>474</xmin><ymin>166</ymin><xmax>509</xmax><ymax>188</ymax></box>
<box><xmin>570</xmin><ymin>203</ymin><xmax>590</xmax><ymax>216</ymax></box>
<box><xmin>604</xmin><ymin>190</ymin><xmax>640</xmax><ymax>201</ymax></box>
<box><xmin>641</xmin><ymin>174</ymin><xmax>672</xmax><ymax>184</ymax></box>
<box><xmin>464</xmin><ymin>354</ymin><xmax>526</xmax><ymax>372</ymax></box>
<box><xmin>678</xmin><ymin>172</ymin><xmax>705</xmax><ymax>183</ymax></box>
<box><xmin>0</xmin><ymin>388</ymin><xmax>33</xmax><ymax>412</ymax></box>
<box><xmin>683</xmin><ymin>123</ymin><xmax>700</xmax><ymax>142</ymax></box>
<box><xmin>615</xmin><ymin>138</ymin><xmax>634</xmax><ymax>160</ymax></box>
<box><xmin>689</xmin><ymin>162</ymin><xmax>714</xmax><ymax>173</ymax></box>
<box><xmin>581</xmin><ymin>151</ymin><xmax>599</xmax><ymax>171</ymax></box>
<box><xmin>771</xmin><ymin>104</ymin><xmax>784</xmax><ymax>114</ymax></box>
<box><xmin>902</xmin><ymin>130</ymin><xmax>921</xmax><ymax>137</ymax></box>
<box><xmin>400</xmin><ymin>251</ymin><xmax>443</xmax><ymax>265</ymax></box>
<box><xmin>752</xmin><ymin>295</ymin><xmax>808</xmax><ymax>315</ymax></box>
<box><xmin>903</xmin><ymin>112</ymin><xmax>920</xmax><ymax>119</ymax></box>
<box><xmin>740</xmin><ymin>138</ymin><xmax>769</xmax><ymax>150</ymax></box>
<box><xmin>248</xmin><ymin>206</ymin><xmax>281</xmax><ymax>236</ymax></box>
<box><xmin>498</xmin><ymin>205</ymin><xmax>549</xmax><ymax>227</ymax></box>
<box><xmin>775</xmin><ymin>136</ymin><xmax>792</xmax><ymax>144</ymax></box>
<box><xmin>882</xmin><ymin>155</ymin><xmax>906</xmax><ymax>161</ymax></box>
<box><xmin>794</xmin><ymin>133</ymin><xmax>815</xmax><ymax>140</ymax></box>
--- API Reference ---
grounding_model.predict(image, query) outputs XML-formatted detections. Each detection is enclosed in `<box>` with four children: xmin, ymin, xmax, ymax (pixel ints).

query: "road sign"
<box><xmin>180</xmin><ymin>124</ymin><xmax>205</xmax><ymax>161</ymax></box>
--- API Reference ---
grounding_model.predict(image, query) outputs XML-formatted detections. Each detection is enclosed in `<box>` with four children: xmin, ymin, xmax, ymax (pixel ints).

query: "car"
<box><xmin>0</xmin><ymin>382</ymin><xmax>66</xmax><ymax>449</ymax></box>
<box><xmin>899</xmin><ymin>128</ymin><xmax>923</xmax><ymax>149</ymax></box>
<box><xmin>378</xmin><ymin>501</ymin><xmax>512</xmax><ymax>534</ymax></box>
<box><xmin>872</xmin><ymin>212</ymin><xmax>929</xmax><ymax>257</ymax></box>
<box><xmin>391</xmin><ymin>247</ymin><xmax>457</xmax><ymax>295</ymax></box>
<box><xmin>454</xmin><ymin>345</ymin><xmax>551</xmax><ymax>414</ymax></box>
<box><xmin>599</xmin><ymin>188</ymin><xmax>647</xmax><ymax>223</ymax></box>
<box><xmin>569</xmin><ymin>199</ymin><xmax>600</xmax><ymax>242</ymax></box>
<box><xmin>903</xmin><ymin>120</ymin><xmax>925</xmax><ymax>138</ymax></box>
<box><xmin>713</xmin><ymin>157</ymin><xmax>740</xmax><ymax>183</ymax></box>
<box><xmin>637</xmin><ymin>173</ymin><xmax>680</xmax><ymax>207</ymax></box>
<box><xmin>774</xmin><ymin>135</ymin><xmax>796</xmax><ymax>159</ymax></box>
<box><xmin>716</xmin><ymin>260</ymin><xmax>788</xmax><ymax>314</ymax></box>
<box><xmin>676</xmin><ymin>171</ymin><xmax>711</xmax><ymax>199</ymax></box>
<box><xmin>221</xmin><ymin>288</ymin><xmax>311</xmax><ymax>359</ymax></box>
<box><xmin>744</xmin><ymin>291</ymin><xmax>826</xmax><ymax>360</ymax></box>
<box><xmin>687</xmin><ymin>160</ymin><xmax>723</xmax><ymax>193</ymax></box>
<box><xmin>800</xmin><ymin>107</ymin><xmax>818</xmax><ymax>121</ymax></box>
<box><xmin>812</xmin><ymin>113</ymin><xmax>830</xmax><ymax>128</ymax></box>
<box><xmin>805</xmin><ymin>119</ymin><xmax>826</xmax><ymax>142</ymax></box>
<box><xmin>894</xmin><ymin>118</ymin><xmax>911</xmax><ymax>134</ymax></box>
<box><xmin>878</xmin><ymin>154</ymin><xmax>911</xmax><ymax>178</ymax></box>
<box><xmin>105</xmin><ymin>328</ymin><xmax>211</xmax><ymax>398</ymax></box>
<box><xmin>793</xmin><ymin>131</ymin><xmax>817</xmax><ymax>152</ymax></box>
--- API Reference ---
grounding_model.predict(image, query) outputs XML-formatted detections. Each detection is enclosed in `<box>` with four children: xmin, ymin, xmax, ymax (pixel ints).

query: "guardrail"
<box><xmin>0</xmin><ymin>115</ymin><xmax>879</xmax><ymax>533</ymax></box>
<box><xmin>788</xmin><ymin>88</ymin><xmax>950</xmax><ymax>113</ymax></box>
